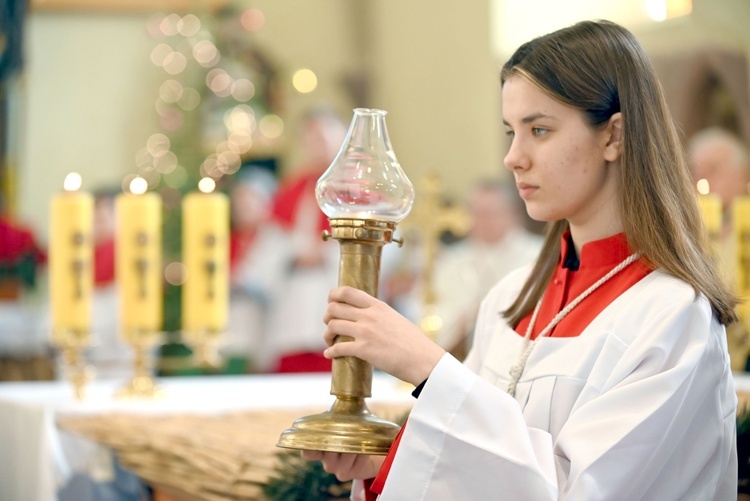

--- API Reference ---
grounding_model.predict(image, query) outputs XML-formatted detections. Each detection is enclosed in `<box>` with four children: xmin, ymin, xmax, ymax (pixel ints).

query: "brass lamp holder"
<box><xmin>277</xmin><ymin>218</ymin><xmax>402</xmax><ymax>454</ymax></box>
<box><xmin>54</xmin><ymin>328</ymin><xmax>93</xmax><ymax>400</ymax></box>
<box><xmin>117</xmin><ymin>328</ymin><xmax>163</xmax><ymax>398</ymax></box>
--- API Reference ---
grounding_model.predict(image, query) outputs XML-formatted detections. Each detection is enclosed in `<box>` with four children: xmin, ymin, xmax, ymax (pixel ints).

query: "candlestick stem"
<box><xmin>55</xmin><ymin>328</ymin><xmax>93</xmax><ymax>400</ymax></box>
<box><xmin>117</xmin><ymin>328</ymin><xmax>163</xmax><ymax>398</ymax></box>
<box><xmin>277</xmin><ymin>219</ymin><xmax>401</xmax><ymax>454</ymax></box>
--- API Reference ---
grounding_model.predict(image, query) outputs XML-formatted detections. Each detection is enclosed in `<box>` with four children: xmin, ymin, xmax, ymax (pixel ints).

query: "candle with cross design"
<box><xmin>182</xmin><ymin>182</ymin><xmax>229</xmax><ymax>367</ymax></box>
<box><xmin>50</xmin><ymin>173</ymin><xmax>94</xmax><ymax>338</ymax></box>
<box><xmin>115</xmin><ymin>191</ymin><xmax>163</xmax><ymax>334</ymax></box>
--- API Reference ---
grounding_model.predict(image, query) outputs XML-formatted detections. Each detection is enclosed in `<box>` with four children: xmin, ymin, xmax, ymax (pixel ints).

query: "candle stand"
<box><xmin>117</xmin><ymin>328</ymin><xmax>163</xmax><ymax>398</ymax></box>
<box><xmin>54</xmin><ymin>328</ymin><xmax>93</xmax><ymax>400</ymax></box>
<box><xmin>184</xmin><ymin>328</ymin><xmax>225</xmax><ymax>370</ymax></box>
<box><xmin>277</xmin><ymin>218</ymin><xmax>402</xmax><ymax>454</ymax></box>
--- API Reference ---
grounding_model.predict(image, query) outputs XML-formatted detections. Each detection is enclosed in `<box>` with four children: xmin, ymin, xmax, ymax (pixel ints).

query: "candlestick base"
<box><xmin>277</xmin><ymin>396</ymin><xmax>400</xmax><ymax>455</ymax></box>
<box><xmin>116</xmin><ymin>374</ymin><xmax>164</xmax><ymax>399</ymax></box>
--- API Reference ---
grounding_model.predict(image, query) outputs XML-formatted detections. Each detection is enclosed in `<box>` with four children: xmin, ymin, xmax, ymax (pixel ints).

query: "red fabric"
<box><xmin>515</xmin><ymin>232</ymin><xmax>652</xmax><ymax>340</ymax></box>
<box><xmin>363</xmin><ymin>478</ymin><xmax>378</xmax><ymax>501</ymax></box>
<box><xmin>93</xmin><ymin>238</ymin><xmax>115</xmax><ymax>286</ymax></box>
<box><xmin>0</xmin><ymin>217</ymin><xmax>46</xmax><ymax>264</ymax></box>
<box><xmin>369</xmin><ymin>422</ymin><xmax>406</xmax><ymax>496</ymax></box>
<box><xmin>229</xmin><ymin>228</ymin><xmax>257</xmax><ymax>274</ymax></box>
<box><xmin>274</xmin><ymin>351</ymin><xmax>332</xmax><ymax>373</ymax></box>
<box><xmin>270</xmin><ymin>170</ymin><xmax>330</xmax><ymax>233</ymax></box>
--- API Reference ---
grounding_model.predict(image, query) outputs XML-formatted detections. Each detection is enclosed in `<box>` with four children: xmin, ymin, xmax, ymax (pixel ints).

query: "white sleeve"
<box><xmin>379</xmin><ymin>292</ymin><xmax>736</xmax><ymax>500</ymax></box>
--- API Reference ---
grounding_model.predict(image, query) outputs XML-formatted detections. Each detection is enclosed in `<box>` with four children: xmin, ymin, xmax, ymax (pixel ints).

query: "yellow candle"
<box><xmin>116</xmin><ymin>191</ymin><xmax>163</xmax><ymax>333</ymax></box>
<box><xmin>697</xmin><ymin>193</ymin><xmax>722</xmax><ymax>243</ymax></box>
<box><xmin>733</xmin><ymin>195</ymin><xmax>750</xmax><ymax>294</ymax></box>
<box><xmin>49</xmin><ymin>174</ymin><xmax>94</xmax><ymax>337</ymax></box>
<box><xmin>181</xmin><ymin>188</ymin><xmax>229</xmax><ymax>333</ymax></box>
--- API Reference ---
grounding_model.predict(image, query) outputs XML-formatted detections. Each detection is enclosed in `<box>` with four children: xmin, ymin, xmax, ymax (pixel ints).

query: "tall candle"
<box><xmin>116</xmin><ymin>191</ymin><xmax>163</xmax><ymax>334</ymax></box>
<box><xmin>697</xmin><ymin>193</ymin><xmax>722</xmax><ymax>244</ymax></box>
<box><xmin>182</xmin><ymin>186</ymin><xmax>229</xmax><ymax>333</ymax></box>
<box><xmin>733</xmin><ymin>195</ymin><xmax>750</xmax><ymax>294</ymax></box>
<box><xmin>49</xmin><ymin>173</ymin><xmax>94</xmax><ymax>337</ymax></box>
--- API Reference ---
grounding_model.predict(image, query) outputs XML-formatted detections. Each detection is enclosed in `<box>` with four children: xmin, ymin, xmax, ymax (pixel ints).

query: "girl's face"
<box><xmin>502</xmin><ymin>76</ymin><xmax>622</xmax><ymax>242</ymax></box>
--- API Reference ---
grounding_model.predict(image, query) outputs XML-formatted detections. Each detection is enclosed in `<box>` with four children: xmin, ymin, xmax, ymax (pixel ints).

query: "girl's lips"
<box><xmin>517</xmin><ymin>183</ymin><xmax>537</xmax><ymax>198</ymax></box>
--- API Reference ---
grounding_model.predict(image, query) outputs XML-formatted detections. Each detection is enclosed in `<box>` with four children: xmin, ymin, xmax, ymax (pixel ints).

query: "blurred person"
<box><xmin>227</xmin><ymin>167</ymin><xmax>289</xmax><ymax>372</ymax></box>
<box><xmin>87</xmin><ymin>188</ymin><xmax>130</xmax><ymax>380</ymax></box>
<box><xmin>263</xmin><ymin>107</ymin><xmax>348</xmax><ymax>372</ymax></box>
<box><xmin>688</xmin><ymin>127</ymin><xmax>750</xmax><ymax>371</ymax></box>
<box><xmin>688</xmin><ymin>126</ymin><xmax>750</xmax><ymax>239</ymax></box>
<box><xmin>427</xmin><ymin>178</ymin><xmax>543</xmax><ymax>358</ymax></box>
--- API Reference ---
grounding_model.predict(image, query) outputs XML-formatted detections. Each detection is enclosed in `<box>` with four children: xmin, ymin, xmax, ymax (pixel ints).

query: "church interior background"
<box><xmin>1</xmin><ymin>0</ymin><xmax>750</xmax><ymax>499</ymax></box>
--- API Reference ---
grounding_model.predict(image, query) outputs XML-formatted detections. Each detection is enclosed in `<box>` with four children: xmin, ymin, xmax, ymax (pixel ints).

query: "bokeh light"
<box><xmin>164</xmin><ymin>261</ymin><xmax>188</xmax><ymax>286</ymax></box>
<box><xmin>193</xmin><ymin>39</ymin><xmax>220</xmax><ymax>67</ymax></box>
<box><xmin>231</xmin><ymin>79</ymin><xmax>256</xmax><ymax>101</ymax></box>
<box><xmin>177</xmin><ymin>14</ymin><xmax>201</xmax><ymax>37</ymax></box>
<box><xmin>240</xmin><ymin>8</ymin><xmax>266</xmax><ymax>31</ymax></box>
<box><xmin>150</xmin><ymin>43</ymin><xmax>172</xmax><ymax>66</ymax></box>
<box><xmin>163</xmin><ymin>51</ymin><xmax>188</xmax><ymax>75</ymax></box>
<box><xmin>163</xmin><ymin>165</ymin><xmax>188</xmax><ymax>189</ymax></box>
<box><xmin>198</xmin><ymin>176</ymin><xmax>216</xmax><ymax>193</ymax></box>
<box><xmin>178</xmin><ymin>87</ymin><xmax>201</xmax><ymax>111</ymax></box>
<box><xmin>63</xmin><ymin>172</ymin><xmax>82</xmax><ymax>192</ymax></box>
<box><xmin>259</xmin><ymin>114</ymin><xmax>284</xmax><ymax>139</ymax></box>
<box><xmin>696</xmin><ymin>178</ymin><xmax>710</xmax><ymax>195</ymax></box>
<box><xmin>159</xmin><ymin>13</ymin><xmax>181</xmax><ymax>36</ymax></box>
<box><xmin>292</xmin><ymin>68</ymin><xmax>318</xmax><ymax>94</ymax></box>
<box><xmin>159</xmin><ymin>79</ymin><xmax>184</xmax><ymax>103</ymax></box>
<box><xmin>129</xmin><ymin>176</ymin><xmax>149</xmax><ymax>195</ymax></box>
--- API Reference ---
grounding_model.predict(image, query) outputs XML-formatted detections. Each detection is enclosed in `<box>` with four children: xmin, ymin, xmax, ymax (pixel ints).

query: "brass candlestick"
<box><xmin>117</xmin><ymin>328</ymin><xmax>163</xmax><ymax>398</ymax></box>
<box><xmin>277</xmin><ymin>107</ymin><xmax>415</xmax><ymax>454</ymax></box>
<box><xmin>184</xmin><ymin>328</ymin><xmax>225</xmax><ymax>369</ymax></box>
<box><xmin>54</xmin><ymin>328</ymin><xmax>93</xmax><ymax>400</ymax></box>
<box><xmin>277</xmin><ymin>219</ymin><xmax>402</xmax><ymax>454</ymax></box>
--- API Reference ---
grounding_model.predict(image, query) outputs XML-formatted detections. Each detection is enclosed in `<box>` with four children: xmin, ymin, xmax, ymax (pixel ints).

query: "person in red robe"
<box><xmin>265</xmin><ymin>107</ymin><xmax>348</xmax><ymax>373</ymax></box>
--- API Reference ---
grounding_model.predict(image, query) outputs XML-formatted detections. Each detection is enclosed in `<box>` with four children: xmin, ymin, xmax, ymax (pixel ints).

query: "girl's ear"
<box><xmin>603</xmin><ymin>112</ymin><xmax>623</xmax><ymax>163</ymax></box>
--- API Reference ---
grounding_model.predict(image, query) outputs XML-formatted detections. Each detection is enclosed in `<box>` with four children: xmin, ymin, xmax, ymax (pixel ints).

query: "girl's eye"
<box><xmin>532</xmin><ymin>127</ymin><xmax>548</xmax><ymax>136</ymax></box>
<box><xmin>505</xmin><ymin>130</ymin><xmax>515</xmax><ymax>139</ymax></box>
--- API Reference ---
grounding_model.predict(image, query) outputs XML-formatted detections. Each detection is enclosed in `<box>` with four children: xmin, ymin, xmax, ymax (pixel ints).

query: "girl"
<box><xmin>303</xmin><ymin>20</ymin><xmax>738</xmax><ymax>500</ymax></box>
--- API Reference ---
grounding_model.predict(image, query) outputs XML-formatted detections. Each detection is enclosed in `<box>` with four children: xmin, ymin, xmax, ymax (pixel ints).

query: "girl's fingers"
<box><xmin>328</xmin><ymin>286</ymin><xmax>375</xmax><ymax>308</ymax></box>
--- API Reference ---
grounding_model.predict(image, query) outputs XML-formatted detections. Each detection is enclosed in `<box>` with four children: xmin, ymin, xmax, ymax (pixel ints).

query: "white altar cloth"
<box><xmin>0</xmin><ymin>372</ymin><xmax>413</xmax><ymax>501</ymax></box>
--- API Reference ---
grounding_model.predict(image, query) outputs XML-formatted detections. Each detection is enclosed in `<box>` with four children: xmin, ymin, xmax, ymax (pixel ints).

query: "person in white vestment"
<box><xmin>421</xmin><ymin>178</ymin><xmax>543</xmax><ymax>358</ymax></box>
<box><xmin>302</xmin><ymin>20</ymin><xmax>739</xmax><ymax>500</ymax></box>
<box><xmin>227</xmin><ymin>168</ymin><xmax>290</xmax><ymax>371</ymax></box>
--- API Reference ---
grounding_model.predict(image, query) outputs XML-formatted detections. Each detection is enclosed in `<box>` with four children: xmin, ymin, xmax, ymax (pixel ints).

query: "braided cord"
<box><xmin>507</xmin><ymin>253</ymin><xmax>639</xmax><ymax>397</ymax></box>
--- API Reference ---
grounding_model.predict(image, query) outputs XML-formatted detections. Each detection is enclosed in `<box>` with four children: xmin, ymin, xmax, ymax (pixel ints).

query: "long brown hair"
<box><xmin>501</xmin><ymin>20</ymin><xmax>738</xmax><ymax>326</ymax></box>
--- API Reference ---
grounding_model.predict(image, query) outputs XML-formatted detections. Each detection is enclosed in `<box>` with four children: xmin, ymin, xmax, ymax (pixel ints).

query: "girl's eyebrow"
<box><xmin>502</xmin><ymin>112</ymin><xmax>556</xmax><ymax>126</ymax></box>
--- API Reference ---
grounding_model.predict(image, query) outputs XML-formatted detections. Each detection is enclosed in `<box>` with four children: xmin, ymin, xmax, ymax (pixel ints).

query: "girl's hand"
<box><xmin>300</xmin><ymin>450</ymin><xmax>384</xmax><ymax>482</ymax></box>
<box><xmin>322</xmin><ymin>286</ymin><xmax>446</xmax><ymax>386</ymax></box>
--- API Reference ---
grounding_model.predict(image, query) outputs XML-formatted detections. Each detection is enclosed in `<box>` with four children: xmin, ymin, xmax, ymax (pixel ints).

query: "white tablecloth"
<box><xmin>0</xmin><ymin>372</ymin><xmax>413</xmax><ymax>501</ymax></box>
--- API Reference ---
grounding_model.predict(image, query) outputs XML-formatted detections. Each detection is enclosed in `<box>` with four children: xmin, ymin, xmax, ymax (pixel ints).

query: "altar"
<box><xmin>0</xmin><ymin>372</ymin><xmax>413</xmax><ymax>501</ymax></box>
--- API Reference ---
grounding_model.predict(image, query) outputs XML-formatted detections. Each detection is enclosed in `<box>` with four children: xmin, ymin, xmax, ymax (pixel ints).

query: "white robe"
<box><xmin>363</xmin><ymin>266</ymin><xmax>738</xmax><ymax>500</ymax></box>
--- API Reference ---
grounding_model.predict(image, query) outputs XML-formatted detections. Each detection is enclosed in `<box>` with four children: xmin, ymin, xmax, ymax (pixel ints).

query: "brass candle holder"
<box><xmin>117</xmin><ymin>328</ymin><xmax>163</xmax><ymax>398</ymax></box>
<box><xmin>277</xmin><ymin>219</ymin><xmax>402</xmax><ymax>454</ymax></box>
<box><xmin>277</xmin><ymin>107</ymin><xmax>415</xmax><ymax>454</ymax></box>
<box><xmin>184</xmin><ymin>328</ymin><xmax>225</xmax><ymax>370</ymax></box>
<box><xmin>54</xmin><ymin>328</ymin><xmax>93</xmax><ymax>400</ymax></box>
